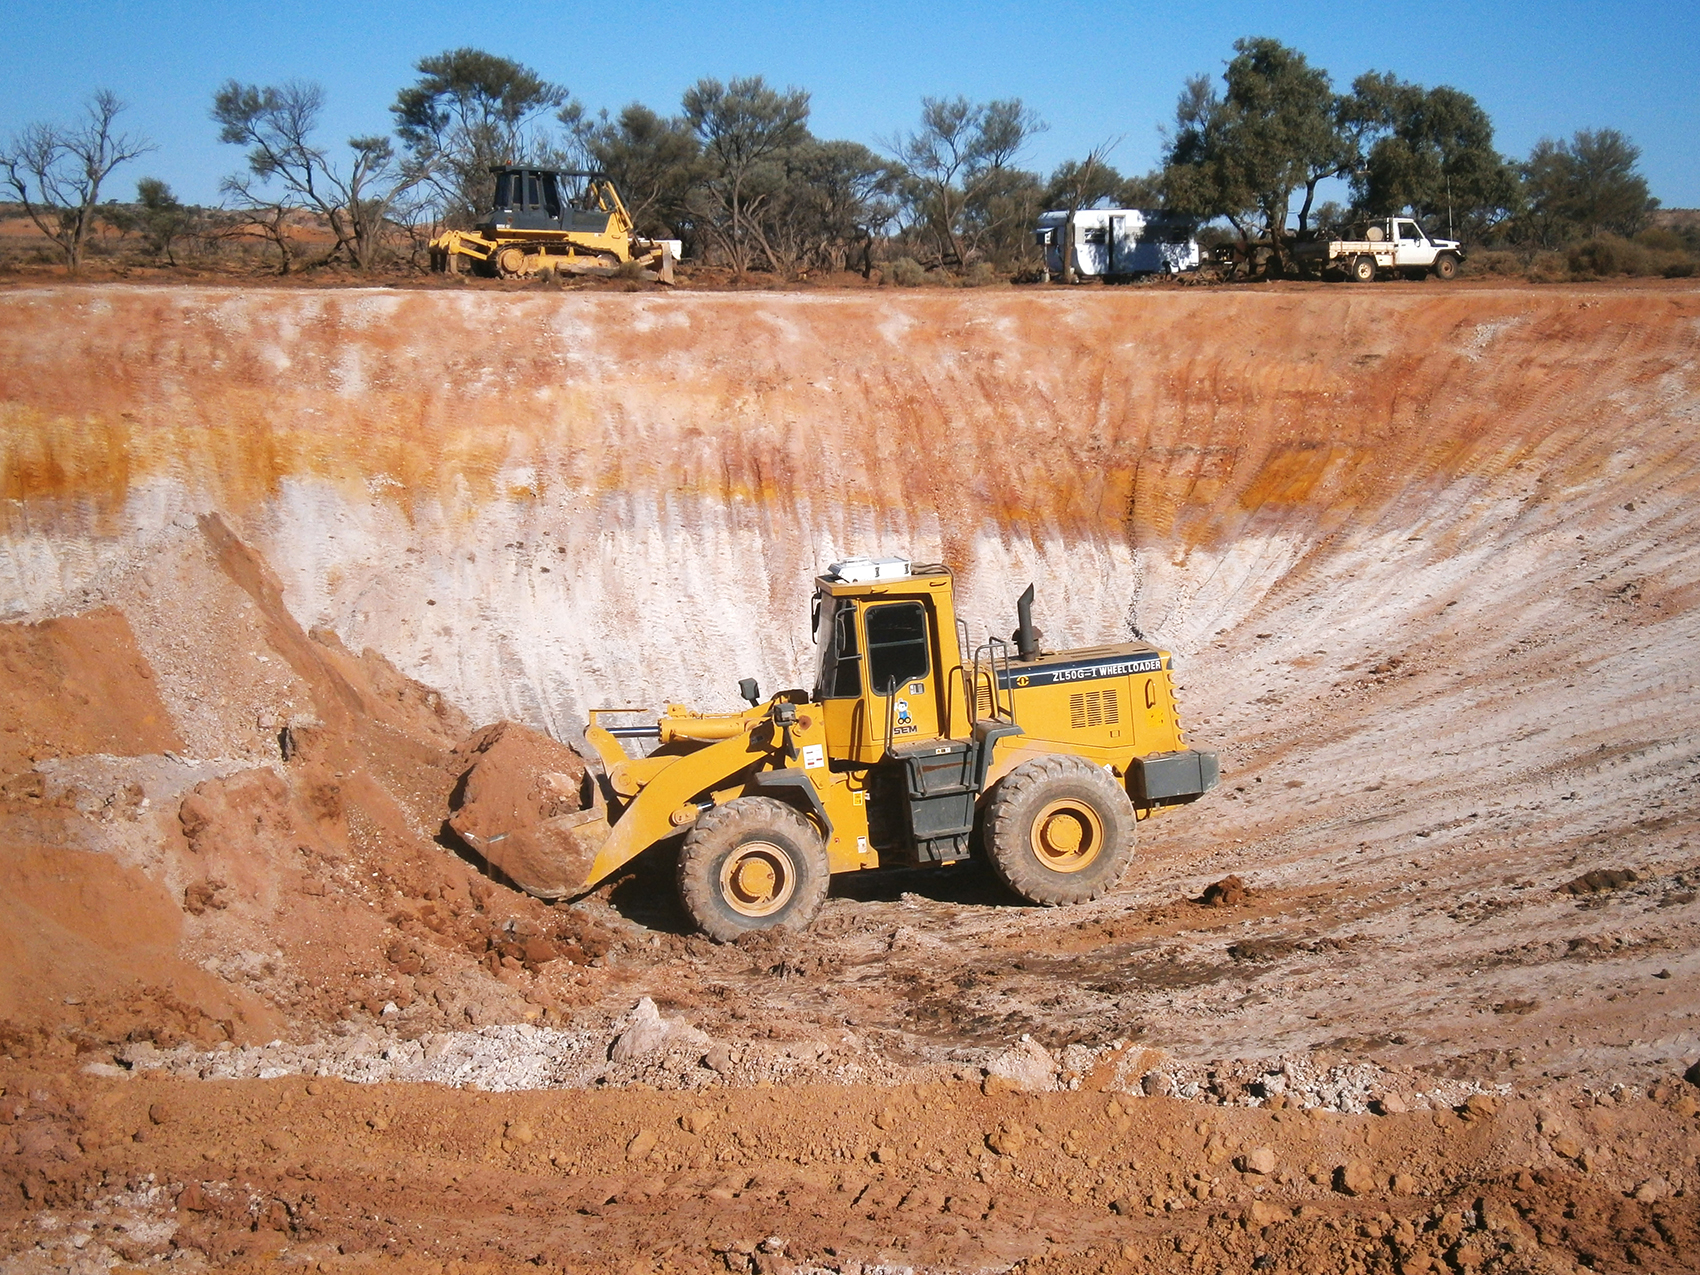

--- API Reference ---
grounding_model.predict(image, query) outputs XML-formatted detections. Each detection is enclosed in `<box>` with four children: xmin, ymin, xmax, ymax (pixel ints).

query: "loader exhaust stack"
<box><xmin>1015</xmin><ymin>583</ymin><xmax>1039</xmax><ymax>661</ymax></box>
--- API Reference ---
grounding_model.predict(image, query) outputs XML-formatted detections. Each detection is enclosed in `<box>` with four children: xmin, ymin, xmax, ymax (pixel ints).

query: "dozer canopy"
<box><xmin>481</xmin><ymin>168</ymin><xmax>622</xmax><ymax>236</ymax></box>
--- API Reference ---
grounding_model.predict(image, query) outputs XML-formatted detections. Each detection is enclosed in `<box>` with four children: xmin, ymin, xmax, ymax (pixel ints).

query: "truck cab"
<box><xmin>1373</xmin><ymin>217</ymin><xmax>1452</xmax><ymax>271</ymax></box>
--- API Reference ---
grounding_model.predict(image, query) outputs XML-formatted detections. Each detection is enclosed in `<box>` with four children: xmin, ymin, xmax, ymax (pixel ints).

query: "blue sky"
<box><xmin>3</xmin><ymin>0</ymin><xmax>1696</xmax><ymax>210</ymax></box>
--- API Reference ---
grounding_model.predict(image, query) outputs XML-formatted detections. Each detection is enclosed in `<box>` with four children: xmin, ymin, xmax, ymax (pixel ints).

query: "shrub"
<box><xmin>1634</xmin><ymin>227</ymin><xmax>1687</xmax><ymax>254</ymax></box>
<box><xmin>884</xmin><ymin>256</ymin><xmax>927</xmax><ymax>287</ymax></box>
<box><xmin>1567</xmin><ymin>232</ymin><xmax>1695</xmax><ymax>278</ymax></box>
<box><xmin>1567</xmin><ymin>234</ymin><xmax>1650</xmax><ymax>277</ymax></box>
<box><xmin>963</xmin><ymin>261</ymin><xmax>997</xmax><ymax>287</ymax></box>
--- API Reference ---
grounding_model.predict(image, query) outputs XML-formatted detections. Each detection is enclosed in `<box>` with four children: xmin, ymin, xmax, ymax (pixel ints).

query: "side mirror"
<box><xmin>738</xmin><ymin>678</ymin><xmax>761</xmax><ymax>706</ymax></box>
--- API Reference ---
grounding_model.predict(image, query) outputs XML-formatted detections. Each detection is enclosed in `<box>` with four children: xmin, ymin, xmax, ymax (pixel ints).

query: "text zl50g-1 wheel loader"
<box><xmin>453</xmin><ymin>560</ymin><xmax>1218</xmax><ymax>941</ymax></box>
<box><xmin>429</xmin><ymin>167</ymin><xmax>678</xmax><ymax>282</ymax></box>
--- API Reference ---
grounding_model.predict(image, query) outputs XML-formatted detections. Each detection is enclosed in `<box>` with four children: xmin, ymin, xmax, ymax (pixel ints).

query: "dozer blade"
<box><xmin>450</xmin><ymin>807</ymin><xmax>611</xmax><ymax>901</ymax></box>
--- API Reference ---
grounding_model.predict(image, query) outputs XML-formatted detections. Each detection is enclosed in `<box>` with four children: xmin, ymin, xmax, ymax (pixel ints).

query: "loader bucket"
<box><xmin>450</xmin><ymin>806</ymin><xmax>612</xmax><ymax>901</ymax></box>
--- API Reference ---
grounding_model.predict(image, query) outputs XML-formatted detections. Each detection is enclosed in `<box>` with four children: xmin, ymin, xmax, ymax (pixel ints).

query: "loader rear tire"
<box><xmin>984</xmin><ymin>755</ymin><xmax>1136</xmax><ymax>906</ymax></box>
<box><xmin>677</xmin><ymin>797</ymin><xmax>830</xmax><ymax>942</ymax></box>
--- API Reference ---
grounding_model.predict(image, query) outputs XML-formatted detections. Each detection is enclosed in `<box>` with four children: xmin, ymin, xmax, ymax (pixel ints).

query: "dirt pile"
<box><xmin>0</xmin><ymin>514</ymin><xmax>619</xmax><ymax>1064</ymax></box>
<box><xmin>447</xmin><ymin>719</ymin><xmax>598</xmax><ymax>898</ymax></box>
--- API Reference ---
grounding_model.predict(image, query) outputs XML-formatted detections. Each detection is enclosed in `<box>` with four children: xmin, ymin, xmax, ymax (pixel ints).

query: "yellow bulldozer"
<box><xmin>453</xmin><ymin>559</ymin><xmax>1218</xmax><ymax>940</ymax></box>
<box><xmin>429</xmin><ymin>167</ymin><xmax>677</xmax><ymax>283</ymax></box>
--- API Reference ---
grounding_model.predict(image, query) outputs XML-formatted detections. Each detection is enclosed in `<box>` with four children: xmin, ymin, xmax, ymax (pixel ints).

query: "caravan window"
<box><xmin>1083</xmin><ymin>226</ymin><xmax>1107</xmax><ymax>245</ymax></box>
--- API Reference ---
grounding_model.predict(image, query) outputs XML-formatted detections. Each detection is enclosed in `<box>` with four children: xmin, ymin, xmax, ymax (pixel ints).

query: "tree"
<box><xmin>1045</xmin><ymin>140</ymin><xmax>1121</xmax><ymax>283</ymax></box>
<box><xmin>1348</xmin><ymin>73</ymin><xmax>1519</xmax><ymax>238</ymax></box>
<box><xmin>104</xmin><ymin>177</ymin><xmax>197</xmax><ymax>265</ymax></box>
<box><xmin>1</xmin><ymin>90</ymin><xmax>153</xmax><ymax>273</ymax></box>
<box><xmin>964</xmin><ymin>165</ymin><xmax>1046</xmax><ymax>272</ymax></box>
<box><xmin>580</xmin><ymin>104</ymin><xmax>704</xmax><ymax>240</ymax></box>
<box><xmin>393</xmin><ymin>49</ymin><xmax>574</xmax><ymax>225</ymax></box>
<box><xmin>889</xmin><ymin>96</ymin><xmax>1045</xmax><ymax>270</ymax></box>
<box><xmin>1520</xmin><ymin>129</ymin><xmax>1655</xmax><ymax>245</ymax></box>
<box><xmin>1161</xmin><ymin>38</ymin><xmax>1348</xmax><ymax>258</ymax></box>
<box><xmin>682</xmin><ymin>76</ymin><xmax>811</xmax><ymax>277</ymax></box>
<box><xmin>747</xmin><ymin>139</ymin><xmax>898</xmax><ymax>277</ymax></box>
<box><xmin>213</xmin><ymin>79</ymin><xmax>415</xmax><ymax>271</ymax></box>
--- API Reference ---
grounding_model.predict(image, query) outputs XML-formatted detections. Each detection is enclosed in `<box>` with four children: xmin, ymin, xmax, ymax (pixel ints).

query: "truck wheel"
<box><xmin>677</xmin><ymin>797</ymin><xmax>830</xmax><ymax>942</ymax></box>
<box><xmin>1433</xmin><ymin>252</ymin><xmax>1460</xmax><ymax>281</ymax></box>
<box><xmin>983</xmin><ymin>755</ymin><xmax>1136</xmax><ymax>906</ymax></box>
<box><xmin>1350</xmin><ymin>255</ymin><xmax>1376</xmax><ymax>283</ymax></box>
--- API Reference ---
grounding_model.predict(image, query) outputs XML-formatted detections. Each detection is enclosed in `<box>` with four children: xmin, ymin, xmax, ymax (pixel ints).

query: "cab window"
<box><xmin>865</xmin><ymin>602</ymin><xmax>929</xmax><ymax>694</ymax></box>
<box><xmin>816</xmin><ymin>600</ymin><xmax>862</xmax><ymax>698</ymax></box>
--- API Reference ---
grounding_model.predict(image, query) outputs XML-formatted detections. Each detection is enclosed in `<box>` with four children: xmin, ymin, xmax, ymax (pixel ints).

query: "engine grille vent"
<box><xmin>1070</xmin><ymin>688</ymin><xmax>1120</xmax><ymax>730</ymax></box>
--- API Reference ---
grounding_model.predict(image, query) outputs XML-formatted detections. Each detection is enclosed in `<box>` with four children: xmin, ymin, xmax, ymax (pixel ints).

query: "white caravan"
<box><xmin>1035</xmin><ymin>208</ymin><xmax>1201</xmax><ymax>280</ymax></box>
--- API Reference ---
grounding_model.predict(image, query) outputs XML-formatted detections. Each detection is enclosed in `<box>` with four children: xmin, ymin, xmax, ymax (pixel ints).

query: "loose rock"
<box><xmin>1335</xmin><ymin>1161</ymin><xmax>1377</xmax><ymax>1196</ymax></box>
<box><xmin>986</xmin><ymin>1122</ymin><xmax>1027</xmax><ymax>1157</ymax></box>
<box><xmin>1240</xmin><ymin>1146</ymin><xmax>1277</xmax><ymax>1175</ymax></box>
<box><xmin>1200</xmin><ymin>875</ymin><xmax>1250</xmax><ymax>906</ymax></box>
<box><xmin>985</xmin><ymin>1037</ymin><xmax>1057</xmax><ymax>1092</ymax></box>
<box><xmin>681</xmin><ymin>1109</ymin><xmax>718</xmax><ymax>1135</ymax></box>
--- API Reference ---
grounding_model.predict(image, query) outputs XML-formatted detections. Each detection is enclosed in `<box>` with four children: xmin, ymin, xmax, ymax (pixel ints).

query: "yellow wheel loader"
<box><xmin>429</xmin><ymin>167</ymin><xmax>677</xmax><ymax>283</ymax></box>
<box><xmin>453</xmin><ymin>560</ymin><xmax>1218</xmax><ymax>940</ymax></box>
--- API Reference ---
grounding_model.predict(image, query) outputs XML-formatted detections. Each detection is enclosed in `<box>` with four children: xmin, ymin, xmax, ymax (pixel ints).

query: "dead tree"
<box><xmin>1</xmin><ymin>90</ymin><xmax>153</xmax><ymax>273</ymax></box>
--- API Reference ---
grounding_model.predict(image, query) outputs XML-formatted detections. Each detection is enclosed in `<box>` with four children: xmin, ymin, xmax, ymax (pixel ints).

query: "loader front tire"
<box><xmin>984</xmin><ymin>755</ymin><xmax>1136</xmax><ymax>906</ymax></box>
<box><xmin>677</xmin><ymin>797</ymin><xmax>830</xmax><ymax>942</ymax></box>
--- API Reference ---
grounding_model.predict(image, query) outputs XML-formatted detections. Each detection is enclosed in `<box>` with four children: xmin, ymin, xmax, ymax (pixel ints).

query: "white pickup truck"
<box><xmin>1293</xmin><ymin>216</ymin><xmax>1464</xmax><ymax>282</ymax></box>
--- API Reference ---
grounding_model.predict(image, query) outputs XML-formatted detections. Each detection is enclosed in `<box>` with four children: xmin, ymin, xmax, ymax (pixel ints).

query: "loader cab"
<box><xmin>484</xmin><ymin>168</ymin><xmax>617</xmax><ymax>235</ymax></box>
<box><xmin>811</xmin><ymin>560</ymin><xmax>964</xmax><ymax>765</ymax></box>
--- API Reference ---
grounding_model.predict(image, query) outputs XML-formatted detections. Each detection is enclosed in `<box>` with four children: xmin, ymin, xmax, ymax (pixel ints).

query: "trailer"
<box><xmin>1035</xmin><ymin>208</ymin><xmax>1200</xmax><ymax>281</ymax></box>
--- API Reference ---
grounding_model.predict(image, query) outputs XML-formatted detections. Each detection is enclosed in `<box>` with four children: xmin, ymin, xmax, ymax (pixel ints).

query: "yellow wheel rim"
<box><xmin>1029</xmin><ymin>798</ymin><xmax>1104</xmax><ymax>873</ymax></box>
<box><xmin>719</xmin><ymin>841</ymin><xmax>797</xmax><ymax>917</ymax></box>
